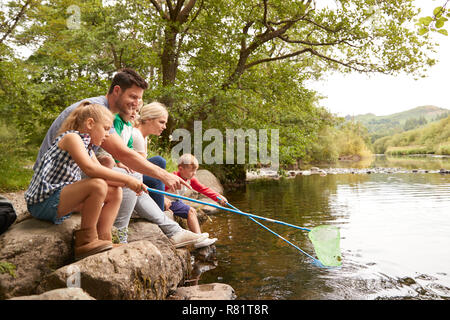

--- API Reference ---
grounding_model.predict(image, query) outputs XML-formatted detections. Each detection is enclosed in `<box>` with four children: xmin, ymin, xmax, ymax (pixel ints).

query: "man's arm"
<box><xmin>101</xmin><ymin>133</ymin><xmax>190</xmax><ymax>191</ymax></box>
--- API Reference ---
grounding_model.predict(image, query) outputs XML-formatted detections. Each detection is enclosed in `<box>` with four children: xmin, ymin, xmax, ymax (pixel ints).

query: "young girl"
<box><xmin>25</xmin><ymin>101</ymin><xmax>146</xmax><ymax>261</ymax></box>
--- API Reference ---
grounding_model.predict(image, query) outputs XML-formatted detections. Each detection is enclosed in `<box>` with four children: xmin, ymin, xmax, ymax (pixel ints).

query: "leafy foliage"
<box><xmin>373</xmin><ymin>115</ymin><xmax>450</xmax><ymax>155</ymax></box>
<box><xmin>416</xmin><ymin>1</ymin><xmax>449</xmax><ymax>36</ymax></box>
<box><xmin>0</xmin><ymin>0</ymin><xmax>438</xmax><ymax>183</ymax></box>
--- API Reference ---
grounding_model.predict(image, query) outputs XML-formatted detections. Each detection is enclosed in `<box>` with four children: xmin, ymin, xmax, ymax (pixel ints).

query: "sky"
<box><xmin>6</xmin><ymin>1</ymin><xmax>448</xmax><ymax>118</ymax></box>
<box><xmin>306</xmin><ymin>1</ymin><xmax>450</xmax><ymax>117</ymax></box>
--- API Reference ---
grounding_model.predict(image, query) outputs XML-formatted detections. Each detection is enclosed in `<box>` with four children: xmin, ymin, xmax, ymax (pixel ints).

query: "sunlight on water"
<box><xmin>334</xmin><ymin>174</ymin><xmax>450</xmax><ymax>297</ymax></box>
<box><xmin>199</xmin><ymin>165</ymin><xmax>450</xmax><ymax>299</ymax></box>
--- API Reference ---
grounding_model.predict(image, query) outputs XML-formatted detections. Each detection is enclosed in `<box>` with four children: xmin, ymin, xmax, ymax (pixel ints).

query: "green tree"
<box><xmin>1</xmin><ymin>0</ymin><xmax>438</xmax><ymax>172</ymax></box>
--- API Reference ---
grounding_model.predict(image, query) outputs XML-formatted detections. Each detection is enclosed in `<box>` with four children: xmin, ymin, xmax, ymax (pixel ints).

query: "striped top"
<box><xmin>25</xmin><ymin>131</ymin><xmax>94</xmax><ymax>205</ymax></box>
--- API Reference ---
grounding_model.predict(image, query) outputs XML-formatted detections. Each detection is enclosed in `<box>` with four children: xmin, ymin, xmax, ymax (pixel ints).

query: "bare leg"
<box><xmin>58</xmin><ymin>178</ymin><xmax>108</xmax><ymax>229</ymax></box>
<box><xmin>96</xmin><ymin>186</ymin><xmax>122</xmax><ymax>236</ymax></box>
<box><xmin>58</xmin><ymin>178</ymin><xmax>113</xmax><ymax>260</ymax></box>
<box><xmin>187</xmin><ymin>207</ymin><xmax>202</xmax><ymax>234</ymax></box>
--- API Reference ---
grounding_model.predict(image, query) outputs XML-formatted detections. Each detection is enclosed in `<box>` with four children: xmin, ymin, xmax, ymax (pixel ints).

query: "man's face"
<box><xmin>113</xmin><ymin>84</ymin><xmax>143</xmax><ymax>116</ymax></box>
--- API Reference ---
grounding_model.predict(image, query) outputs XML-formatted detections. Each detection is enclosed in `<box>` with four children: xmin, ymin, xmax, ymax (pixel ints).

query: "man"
<box><xmin>35</xmin><ymin>68</ymin><xmax>207</xmax><ymax>248</ymax></box>
<box><xmin>35</xmin><ymin>68</ymin><xmax>187</xmax><ymax>192</ymax></box>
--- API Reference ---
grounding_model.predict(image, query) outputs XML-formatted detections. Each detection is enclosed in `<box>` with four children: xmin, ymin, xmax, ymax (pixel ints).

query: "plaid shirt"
<box><xmin>25</xmin><ymin>131</ymin><xmax>94</xmax><ymax>205</ymax></box>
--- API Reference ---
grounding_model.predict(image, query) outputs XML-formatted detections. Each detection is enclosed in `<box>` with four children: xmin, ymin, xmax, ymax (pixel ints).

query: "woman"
<box><xmin>131</xmin><ymin>102</ymin><xmax>169</xmax><ymax>211</ymax></box>
<box><xmin>133</xmin><ymin>102</ymin><xmax>217</xmax><ymax>249</ymax></box>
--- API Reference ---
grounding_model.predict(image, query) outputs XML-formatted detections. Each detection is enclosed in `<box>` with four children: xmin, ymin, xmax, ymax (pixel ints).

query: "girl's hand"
<box><xmin>125</xmin><ymin>177</ymin><xmax>147</xmax><ymax>195</ymax></box>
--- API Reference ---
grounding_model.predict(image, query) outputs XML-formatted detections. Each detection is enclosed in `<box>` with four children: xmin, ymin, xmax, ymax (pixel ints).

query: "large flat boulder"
<box><xmin>37</xmin><ymin>240</ymin><xmax>187</xmax><ymax>300</ymax></box>
<box><xmin>0</xmin><ymin>215</ymin><xmax>81</xmax><ymax>299</ymax></box>
<box><xmin>36</xmin><ymin>219</ymin><xmax>191</xmax><ymax>300</ymax></box>
<box><xmin>168</xmin><ymin>283</ymin><xmax>236</xmax><ymax>300</ymax></box>
<box><xmin>9</xmin><ymin>287</ymin><xmax>94</xmax><ymax>300</ymax></box>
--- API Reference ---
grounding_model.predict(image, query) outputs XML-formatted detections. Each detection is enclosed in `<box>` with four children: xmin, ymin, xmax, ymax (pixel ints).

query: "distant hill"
<box><xmin>346</xmin><ymin>105</ymin><xmax>450</xmax><ymax>142</ymax></box>
<box><xmin>372</xmin><ymin>114</ymin><xmax>450</xmax><ymax>155</ymax></box>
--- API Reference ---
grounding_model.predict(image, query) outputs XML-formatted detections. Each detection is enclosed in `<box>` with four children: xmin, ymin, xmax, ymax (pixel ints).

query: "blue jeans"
<box><xmin>112</xmin><ymin>168</ymin><xmax>182</xmax><ymax>238</ymax></box>
<box><xmin>142</xmin><ymin>156</ymin><xmax>166</xmax><ymax>211</ymax></box>
<box><xmin>27</xmin><ymin>188</ymin><xmax>72</xmax><ymax>225</ymax></box>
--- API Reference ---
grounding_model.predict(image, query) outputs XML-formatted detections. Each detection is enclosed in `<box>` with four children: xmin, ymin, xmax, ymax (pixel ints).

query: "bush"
<box><xmin>0</xmin><ymin>121</ymin><xmax>36</xmax><ymax>192</ymax></box>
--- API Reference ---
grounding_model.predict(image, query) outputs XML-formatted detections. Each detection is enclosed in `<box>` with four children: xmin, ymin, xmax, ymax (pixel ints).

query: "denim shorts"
<box><xmin>169</xmin><ymin>200</ymin><xmax>191</xmax><ymax>219</ymax></box>
<box><xmin>27</xmin><ymin>189</ymin><xmax>72</xmax><ymax>225</ymax></box>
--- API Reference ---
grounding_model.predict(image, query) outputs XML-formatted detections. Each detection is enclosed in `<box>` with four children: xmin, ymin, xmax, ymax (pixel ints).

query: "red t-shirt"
<box><xmin>165</xmin><ymin>171</ymin><xmax>220</xmax><ymax>202</ymax></box>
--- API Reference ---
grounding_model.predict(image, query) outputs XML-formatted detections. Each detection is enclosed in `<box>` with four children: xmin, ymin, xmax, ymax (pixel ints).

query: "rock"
<box><xmin>177</xmin><ymin>169</ymin><xmax>224</xmax><ymax>200</ymax></box>
<box><xmin>9</xmin><ymin>287</ymin><xmax>95</xmax><ymax>300</ymax></box>
<box><xmin>190</xmin><ymin>261</ymin><xmax>218</xmax><ymax>283</ymax></box>
<box><xmin>193</xmin><ymin>244</ymin><xmax>217</xmax><ymax>262</ymax></box>
<box><xmin>195</xmin><ymin>169</ymin><xmax>224</xmax><ymax>195</ymax></box>
<box><xmin>184</xmin><ymin>197</ymin><xmax>222</xmax><ymax>215</ymax></box>
<box><xmin>0</xmin><ymin>215</ymin><xmax>192</xmax><ymax>300</ymax></box>
<box><xmin>0</xmin><ymin>214</ymin><xmax>81</xmax><ymax>299</ymax></box>
<box><xmin>37</xmin><ymin>240</ymin><xmax>190</xmax><ymax>300</ymax></box>
<box><xmin>168</xmin><ymin>283</ymin><xmax>236</xmax><ymax>300</ymax></box>
<box><xmin>0</xmin><ymin>168</ymin><xmax>234</xmax><ymax>300</ymax></box>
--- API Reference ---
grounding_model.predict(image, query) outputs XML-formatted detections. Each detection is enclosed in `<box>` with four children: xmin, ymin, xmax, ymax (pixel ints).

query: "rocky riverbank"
<box><xmin>0</xmin><ymin>170</ymin><xmax>235</xmax><ymax>300</ymax></box>
<box><xmin>246</xmin><ymin>166</ymin><xmax>450</xmax><ymax>181</ymax></box>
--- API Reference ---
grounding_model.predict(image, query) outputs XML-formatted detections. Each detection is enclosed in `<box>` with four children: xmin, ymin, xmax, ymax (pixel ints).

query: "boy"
<box><xmin>165</xmin><ymin>154</ymin><xmax>227</xmax><ymax>248</ymax></box>
<box><xmin>97</xmin><ymin>101</ymin><xmax>140</xmax><ymax>171</ymax></box>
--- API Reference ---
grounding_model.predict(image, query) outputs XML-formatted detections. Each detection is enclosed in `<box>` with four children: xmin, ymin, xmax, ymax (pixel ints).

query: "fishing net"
<box><xmin>308</xmin><ymin>225</ymin><xmax>342</xmax><ymax>267</ymax></box>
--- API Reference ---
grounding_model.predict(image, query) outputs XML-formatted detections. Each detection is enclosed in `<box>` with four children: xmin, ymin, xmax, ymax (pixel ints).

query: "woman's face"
<box><xmin>144</xmin><ymin>114</ymin><xmax>168</xmax><ymax>136</ymax></box>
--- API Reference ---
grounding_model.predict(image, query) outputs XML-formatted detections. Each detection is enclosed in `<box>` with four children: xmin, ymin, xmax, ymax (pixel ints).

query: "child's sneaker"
<box><xmin>194</xmin><ymin>237</ymin><xmax>217</xmax><ymax>249</ymax></box>
<box><xmin>169</xmin><ymin>230</ymin><xmax>208</xmax><ymax>248</ymax></box>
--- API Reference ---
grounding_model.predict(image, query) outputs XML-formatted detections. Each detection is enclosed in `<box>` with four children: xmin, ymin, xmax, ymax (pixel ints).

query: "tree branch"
<box><xmin>0</xmin><ymin>0</ymin><xmax>33</xmax><ymax>45</ymax></box>
<box><xmin>166</xmin><ymin>0</ymin><xmax>175</xmax><ymax>18</ymax></box>
<box><xmin>178</xmin><ymin>0</ymin><xmax>197</xmax><ymax>23</ymax></box>
<box><xmin>299</xmin><ymin>17</ymin><xmax>344</xmax><ymax>33</ymax></box>
<box><xmin>244</xmin><ymin>47</ymin><xmax>378</xmax><ymax>73</ymax></box>
<box><xmin>241</xmin><ymin>21</ymin><xmax>254</xmax><ymax>50</ymax></box>
<box><xmin>181</xmin><ymin>0</ymin><xmax>203</xmax><ymax>35</ymax></box>
<box><xmin>149</xmin><ymin>0</ymin><xmax>170</xmax><ymax>20</ymax></box>
<box><xmin>278</xmin><ymin>34</ymin><xmax>368</xmax><ymax>49</ymax></box>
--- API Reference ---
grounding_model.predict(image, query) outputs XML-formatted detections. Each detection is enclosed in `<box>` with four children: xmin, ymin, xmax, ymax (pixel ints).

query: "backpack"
<box><xmin>0</xmin><ymin>195</ymin><xmax>17</xmax><ymax>235</ymax></box>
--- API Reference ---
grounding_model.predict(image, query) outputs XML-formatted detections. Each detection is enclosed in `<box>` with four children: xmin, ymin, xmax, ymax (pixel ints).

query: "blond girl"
<box><xmin>25</xmin><ymin>102</ymin><xmax>145</xmax><ymax>260</ymax></box>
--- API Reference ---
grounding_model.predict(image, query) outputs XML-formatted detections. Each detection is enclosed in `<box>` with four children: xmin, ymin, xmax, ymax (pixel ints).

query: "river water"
<box><xmin>196</xmin><ymin>155</ymin><xmax>450</xmax><ymax>300</ymax></box>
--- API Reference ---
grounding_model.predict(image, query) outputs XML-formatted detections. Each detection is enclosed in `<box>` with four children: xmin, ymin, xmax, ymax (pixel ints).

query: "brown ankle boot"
<box><xmin>98</xmin><ymin>231</ymin><xmax>123</xmax><ymax>248</ymax></box>
<box><xmin>74</xmin><ymin>228</ymin><xmax>113</xmax><ymax>261</ymax></box>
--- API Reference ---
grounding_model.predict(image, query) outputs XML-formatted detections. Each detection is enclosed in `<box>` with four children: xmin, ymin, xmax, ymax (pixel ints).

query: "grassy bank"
<box><xmin>304</xmin><ymin>121</ymin><xmax>373</xmax><ymax>164</ymax></box>
<box><xmin>0</xmin><ymin>121</ymin><xmax>183</xmax><ymax>192</ymax></box>
<box><xmin>385</xmin><ymin>145</ymin><xmax>431</xmax><ymax>156</ymax></box>
<box><xmin>373</xmin><ymin>116</ymin><xmax>450</xmax><ymax>155</ymax></box>
<box><xmin>0</xmin><ymin>122</ymin><xmax>36</xmax><ymax>192</ymax></box>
